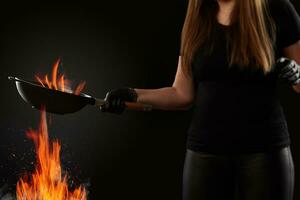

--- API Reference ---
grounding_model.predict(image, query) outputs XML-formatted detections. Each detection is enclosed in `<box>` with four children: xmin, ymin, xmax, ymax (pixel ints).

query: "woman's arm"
<box><xmin>283</xmin><ymin>41</ymin><xmax>300</xmax><ymax>93</ymax></box>
<box><xmin>134</xmin><ymin>56</ymin><xmax>195</xmax><ymax>111</ymax></box>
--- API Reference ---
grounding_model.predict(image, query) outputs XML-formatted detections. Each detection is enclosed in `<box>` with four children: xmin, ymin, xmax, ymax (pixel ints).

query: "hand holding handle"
<box><xmin>98</xmin><ymin>87</ymin><xmax>152</xmax><ymax>114</ymax></box>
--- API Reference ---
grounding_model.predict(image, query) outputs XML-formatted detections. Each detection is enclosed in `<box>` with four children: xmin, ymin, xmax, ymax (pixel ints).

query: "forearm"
<box><xmin>133</xmin><ymin>87</ymin><xmax>193</xmax><ymax>111</ymax></box>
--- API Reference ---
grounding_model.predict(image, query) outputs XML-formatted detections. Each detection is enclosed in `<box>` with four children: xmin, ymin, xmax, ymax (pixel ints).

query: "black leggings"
<box><xmin>182</xmin><ymin>146</ymin><xmax>294</xmax><ymax>200</ymax></box>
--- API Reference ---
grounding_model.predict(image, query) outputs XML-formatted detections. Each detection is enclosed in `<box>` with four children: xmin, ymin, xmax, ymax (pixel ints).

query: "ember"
<box><xmin>16</xmin><ymin>109</ymin><xmax>87</xmax><ymax>200</ymax></box>
<box><xmin>35</xmin><ymin>59</ymin><xmax>86</xmax><ymax>95</ymax></box>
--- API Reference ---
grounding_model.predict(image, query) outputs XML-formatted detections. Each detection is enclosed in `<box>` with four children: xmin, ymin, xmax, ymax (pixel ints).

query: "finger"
<box><xmin>283</xmin><ymin>74</ymin><xmax>297</xmax><ymax>85</ymax></box>
<box><xmin>115</xmin><ymin>99</ymin><xmax>124</xmax><ymax>112</ymax></box>
<box><xmin>288</xmin><ymin>73</ymin><xmax>300</xmax><ymax>84</ymax></box>
<box><xmin>112</xmin><ymin>98</ymin><xmax>117</xmax><ymax>108</ymax></box>
<box><xmin>279</xmin><ymin>64</ymin><xmax>297</xmax><ymax>77</ymax></box>
<box><xmin>118</xmin><ymin>99</ymin><xmax>124</xmax><ymax>112</ymax></box>
<box><xmin>115</xmin><ymin>99</ymin><xmax>125</xmax><ymax>113</ymax></box>
<box><xmin>280</xmin><ymin>63</ymin><xmax>295</xmax><ymax>74</ymax></box>
<box><xmin>285</xmin><ymin>70</ymin><xmax>298</xmax><ymax>77</ymax></box>
<box><xmin>280</xmin><ymin>69</ymin><xmax>297</xmax><ymax>79</ymax></box>
<box><xmin>115</xmin><ymin>100</ymin><xmax>123</xmax><ymax>114</ymax></box>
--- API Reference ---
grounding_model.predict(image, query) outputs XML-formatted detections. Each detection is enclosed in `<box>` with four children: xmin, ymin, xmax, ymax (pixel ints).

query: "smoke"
<box><xmin>0</xmin><ymin>185</ymin><xmax>16</xmax><ymax>200</ymax></box>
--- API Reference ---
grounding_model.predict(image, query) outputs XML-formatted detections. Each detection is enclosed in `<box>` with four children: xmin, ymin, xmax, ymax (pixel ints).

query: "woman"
<box><xmin>100</xmin><ymin>0</ymin><xmax>300</xmax><ymax>199</ymax></box>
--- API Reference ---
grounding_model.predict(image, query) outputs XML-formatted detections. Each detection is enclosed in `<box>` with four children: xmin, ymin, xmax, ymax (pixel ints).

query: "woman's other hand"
<box><xmin>276</xmin><ymin>57</ymin><xmax>300</xmax><ymax>85</ymax></box>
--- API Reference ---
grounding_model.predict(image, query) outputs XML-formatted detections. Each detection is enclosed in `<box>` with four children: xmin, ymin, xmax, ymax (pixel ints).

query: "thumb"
<box><xmin>277</xmin><ymin>57</ymin><xmax>291</xmax><ymax>69</ymax></box>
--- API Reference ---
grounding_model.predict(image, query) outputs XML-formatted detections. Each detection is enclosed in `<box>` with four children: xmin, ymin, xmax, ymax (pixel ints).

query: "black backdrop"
<box><xmin>0</xmin><ymin>1</ymin><xmax>299</xmax><ymax>199</ymax></box>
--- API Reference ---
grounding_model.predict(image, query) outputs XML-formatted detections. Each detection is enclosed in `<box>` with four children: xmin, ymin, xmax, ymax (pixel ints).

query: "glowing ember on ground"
<box><xmin>16</xmin><ymin>109</ymin><xmax>87</xmax><ymax>200</ymax></box>
<box><xmin>35</xmin><ymin>59</ymin><xmax>86</xmax><ymax>95</ymax></box>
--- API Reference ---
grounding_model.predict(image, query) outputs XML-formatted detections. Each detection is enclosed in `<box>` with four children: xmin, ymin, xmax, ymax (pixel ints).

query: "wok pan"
<box><xmin>8</xmin><ymin>76</ymin><xmax>152</xmax><ymax>114</ymax></box>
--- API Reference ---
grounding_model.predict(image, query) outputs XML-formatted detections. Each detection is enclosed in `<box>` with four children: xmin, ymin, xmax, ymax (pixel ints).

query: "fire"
<box><xmin>16</xmin><ymin>109</ymin><xmax>87</xmax><ymax>200</ymax></box>
<box><xmin>35</xmin><ymin>59</ymin><xmax>86</xmax><ymax>95</ymax></box>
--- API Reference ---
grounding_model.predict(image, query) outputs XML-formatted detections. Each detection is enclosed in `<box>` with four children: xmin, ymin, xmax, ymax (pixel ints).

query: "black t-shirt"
<box><xmin>187</xmin><ymin>0</ymin><xmax>300</xmax><ymax>153</ymax></box>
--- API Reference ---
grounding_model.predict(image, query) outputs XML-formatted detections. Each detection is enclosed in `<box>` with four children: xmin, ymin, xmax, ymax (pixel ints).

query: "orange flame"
<box><xmin>36</xmin><ymin>59</ymin><xmax>86</xmax><ymax>95</ymax></box>
<box><xmin>16</xmin><ymin>109</ymin><xmax>87</xmax><ymax>200</ymax></box>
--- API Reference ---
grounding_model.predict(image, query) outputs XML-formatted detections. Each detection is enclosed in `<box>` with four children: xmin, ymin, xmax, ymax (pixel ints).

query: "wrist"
<box><xmin>128</xmin><ymin>87</ymin><xmax>138</xmax><ymax>102</ymax></box>
<box><xmin>292</xmin><ymin>61</ymin><xmax>300</xmax><ymax>85</ymax></box>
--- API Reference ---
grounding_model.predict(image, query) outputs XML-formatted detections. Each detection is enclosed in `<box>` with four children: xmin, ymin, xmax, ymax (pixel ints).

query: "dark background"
<box><xmin>0</xmin><ymin>0</ymin><xmax>299</xmax><ymax>199</ymax></box>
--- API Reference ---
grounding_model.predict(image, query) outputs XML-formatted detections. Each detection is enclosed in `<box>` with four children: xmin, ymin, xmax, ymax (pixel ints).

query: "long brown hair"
<box><xmin>180</xmin><ymin>0</ymin><xmax>276</xmax><ymax>77</ymax></box>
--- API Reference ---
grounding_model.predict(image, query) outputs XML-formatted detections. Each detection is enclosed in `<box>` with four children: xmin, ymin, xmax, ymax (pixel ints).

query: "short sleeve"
<box><xmin>271</xmin><ymin>0</ymin><xmax>300</xmax><ymax>49</ymax></box>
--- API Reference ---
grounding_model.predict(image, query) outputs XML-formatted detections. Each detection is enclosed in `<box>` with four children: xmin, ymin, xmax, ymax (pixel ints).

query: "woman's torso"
<box><xmin>186</xmin><ymin>0</ymin><xmax>300</xmax><ymax>153</ymax></box>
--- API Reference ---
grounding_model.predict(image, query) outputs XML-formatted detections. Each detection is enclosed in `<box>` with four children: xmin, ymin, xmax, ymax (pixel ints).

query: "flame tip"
<box><xmin>35</xmin><ymin>59</ymin><xmax>85</xmax><ymax>95</ymax></box>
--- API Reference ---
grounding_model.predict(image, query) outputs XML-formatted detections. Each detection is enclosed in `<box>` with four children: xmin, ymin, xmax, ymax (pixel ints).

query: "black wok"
<box><xmin>8</xmin><ymin>76</ymin><xmax>152</xmax><ymax>114</ymax></box>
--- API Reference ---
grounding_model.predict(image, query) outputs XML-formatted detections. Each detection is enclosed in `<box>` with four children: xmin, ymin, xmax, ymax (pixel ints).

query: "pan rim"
<box><xmin>8</xmin><ymin>76</ymin><xmax>92</xmax><ymax>99</ymax></box>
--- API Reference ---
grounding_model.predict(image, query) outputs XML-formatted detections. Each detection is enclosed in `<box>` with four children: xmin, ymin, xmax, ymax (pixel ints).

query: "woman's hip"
<box><xmin>182</xmin><ymin>146</ymin><xmax>294</xmax><ymax>200</ymax></box>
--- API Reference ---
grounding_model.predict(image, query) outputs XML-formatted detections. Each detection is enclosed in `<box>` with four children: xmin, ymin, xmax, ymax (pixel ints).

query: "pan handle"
<box><xmin>124</xmin><ymin>102</ymin><xmax>152</xmax><ymax>111</ymax></box>
<box><xmin>94</xmin><ymin>98</ymin><xmax>152</xmax><ymax>112</ymax></box>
